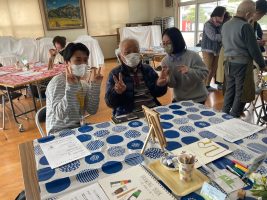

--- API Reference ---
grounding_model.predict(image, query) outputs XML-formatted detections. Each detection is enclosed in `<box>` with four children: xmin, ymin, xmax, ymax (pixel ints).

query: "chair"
<box><xmin>0</xmin><ymin>94</ymin><xmax>6</xmax><ymax>130</ymax></box>
<box><xmin>35</xmin><ymin>106</ymin><xmax>46</xmax><ymax>137</ymax></box>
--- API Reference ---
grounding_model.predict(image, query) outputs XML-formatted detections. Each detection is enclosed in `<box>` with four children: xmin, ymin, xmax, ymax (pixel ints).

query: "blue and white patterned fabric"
<box><xmin>33</xmin><ymin>101</ymin><xmax>267</xmax><ymax>200</ymax></box>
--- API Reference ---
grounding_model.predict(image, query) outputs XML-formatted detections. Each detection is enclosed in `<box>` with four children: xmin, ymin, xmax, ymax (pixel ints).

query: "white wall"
<box><xmin>39</xmin><ymin>0</ymin><xmax>172</xmax><ymax>59</ymax></box>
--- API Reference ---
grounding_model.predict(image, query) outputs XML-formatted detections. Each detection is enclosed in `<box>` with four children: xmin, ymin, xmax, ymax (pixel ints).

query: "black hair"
<box><xmin>223</xmin><ymin>11</ymin><xmax>232</xmax><ymax>23</ymax></box>
<box><xmin>162</xmin><ymin>27</ymin><xmax>186</xmax><ymax>54</ymax></box>
<box><xmin>52</xmin><ymin>36</ymin><xmax>66</xmax><ymax>48</ymax></box>
<box><xmin>211</xmin><ymin>6</ymin><xmax>226</xmax><ymax>18</ymax></box>
<box><xmin>256</xmin><ymin>0</ymin><xmax>267</xmax><ymax>14</ymax></box>
<box><xmin>62</xmin><ymin>43</ymin><xmax>90</xmax><ymax>62</ymax></box>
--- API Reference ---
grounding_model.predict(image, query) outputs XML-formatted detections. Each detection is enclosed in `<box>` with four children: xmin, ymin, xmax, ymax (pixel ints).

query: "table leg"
<box><xmin>29</xmin><ymin>84</ymin><xmax>38</xmax><ymax>112</ymax></box>
<box><xmin>35</xmin><ymin>83</ymin><xmax>43</xmax><ymax>107</ymax></box>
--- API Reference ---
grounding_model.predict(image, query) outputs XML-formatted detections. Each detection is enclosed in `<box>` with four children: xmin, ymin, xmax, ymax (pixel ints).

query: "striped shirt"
<box><xmin>130</xmin><ymin>68</ymin><xmax>156</xmax><ymax>112</ymax></box>
<box><xmin>46</xmin><ymin>73</ymin><xmax>101</xmax><ymax>134</ymax></box>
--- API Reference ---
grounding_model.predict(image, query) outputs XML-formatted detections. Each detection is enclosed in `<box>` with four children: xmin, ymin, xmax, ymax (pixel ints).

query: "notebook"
<box><xmin>98</xmin><ymin>165</ymin><xmax>176</xmax><ymax>200</ymax></box>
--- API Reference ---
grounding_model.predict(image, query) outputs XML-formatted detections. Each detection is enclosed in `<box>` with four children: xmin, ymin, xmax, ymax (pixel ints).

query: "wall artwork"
<box><xmin>43</xmin><ymin>0</ymin><xmax>85</xmax><ymax>30</ymax></box>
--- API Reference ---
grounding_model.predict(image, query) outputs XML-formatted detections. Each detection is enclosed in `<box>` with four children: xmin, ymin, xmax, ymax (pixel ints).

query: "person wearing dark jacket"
<box><xmin>105</xmin><ymin>38</ymin><xmax>168</xmax><ymax>116</ymax></box>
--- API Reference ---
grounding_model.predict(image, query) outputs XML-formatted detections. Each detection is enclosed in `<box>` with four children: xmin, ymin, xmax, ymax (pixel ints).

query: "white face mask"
<box><xmin>123</xmin><ymin>53</ymin><xmax>141</xmax><ymax>68</ymax></box>
<box><xmin>71</xmin><ymin>64</ymin><xmax>87</xmax><ymax>77</ymax></box>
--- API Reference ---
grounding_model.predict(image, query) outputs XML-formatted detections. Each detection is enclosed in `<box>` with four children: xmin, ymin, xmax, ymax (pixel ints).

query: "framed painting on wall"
<box><xmin>42</xmin><ymin>0</ymin><xmax>85</xmax><ymax>30</ymax></box>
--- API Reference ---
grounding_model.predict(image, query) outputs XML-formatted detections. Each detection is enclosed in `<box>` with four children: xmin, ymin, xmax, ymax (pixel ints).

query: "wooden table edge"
<box><xmin>19</xmin><ymin>141</ymin><xmax>41</xmax><ymax>200</ymax></box>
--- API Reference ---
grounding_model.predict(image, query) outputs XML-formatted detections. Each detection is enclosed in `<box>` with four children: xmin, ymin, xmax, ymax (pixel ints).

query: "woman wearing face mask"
<box><xmin>201</xmin><ymin>6</ymin><xmax>226</xmax><ymax>91</ymax></box>
<box><xmin>105</xmin><ymin>38</ymin><xmax>168</xmax><ymax>116</ymax></box>
<box><xmin>161</xmin><ymin>27</ymin><xmax>209</xmax><ymax>104</ymax></box>
<box><xmin>46</xmin><ymin>43</ymin><xmax>103</xmax><ymax>134</ymax></box>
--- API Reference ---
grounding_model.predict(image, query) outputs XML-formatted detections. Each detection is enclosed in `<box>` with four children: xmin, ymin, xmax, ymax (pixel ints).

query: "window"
<box><xmin>179</xmin><ymin>5</ymin><xmax>196</xmax><ymax>47</ymax></box>
<box><xmin>258</xmin><ymin>15</ymin><xmax>267</xmax><ymax>30</ymax></box>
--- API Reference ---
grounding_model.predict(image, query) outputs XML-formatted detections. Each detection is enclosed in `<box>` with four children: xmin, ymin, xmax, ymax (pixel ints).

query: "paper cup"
<box><xmin>178</xmin><ymin>154</ymin><xmax>195</xmax><ymax>182</ymax></box>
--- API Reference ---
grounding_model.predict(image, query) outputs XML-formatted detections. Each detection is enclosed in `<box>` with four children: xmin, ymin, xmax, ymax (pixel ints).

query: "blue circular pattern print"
<box><xmin>222</xmin><ymin>114</ymin><xmax>233</xmax><ymax>120</ymax></box>
<box><xmin>59</xmin><ymin>129</ymin><xmax>75</xmax><ymax>137</ymax></box>
<box><xmin>95</xmin><ymin>122</ymin><xmax>110</xmax><ymax>128</ymax></box>
<box><xmin>161</xmin><ymin>122</ymin><xmax>173</xmax><ymax>129</ymax></box>
<box><xmin>172</xmin><ymin>110</ymin><xmax>187</xmax><ymax>116</ymax></box>
<box><xmin>39</xmin><ymin>156</ymin><xmax>49</xmax><ymax>165</ymax></box>
<box><xmin>125</xmin><ymin>130</ymin><xmax>141</xmax><ymax>138</ymax></box>
<box><xmin>59</xmin><ymin>160</ymin><xmax>80</xmax><ymax>172</ymax></box>
<box><xmin>179</xmin><ymin>126</ymin><xmax>195</xmax><ymax>133</ymax></box>
<box><xmin>200</xmin><ymin>111</ymin><xmax>216</xmax><ymax>116</ymax></box>
<box><xmin>78</xmin><ymin>125</ymin><xmax>94</xmax><ymax>133</ymax></box>
<box><xmin>108</xmin><ymin>146</ymin><xmax>126</xmax><ymax>157</ymax></box>
<box><xmin>232</xmin><ymin>149</ymin><xmax>253</xmax><ymax>162</ymax></box>
<box><xmin>155</xmin><ymin>107</ymin><xmax>170</xmax><ymax>113</ymax></box>
<box><xmin>85</xmin><ymin>152</ymin><xmax>105</xmax><ymax>164</ymax></box>
<box><xmin>181</xmin><ymin>136</ymin><xmax>199</xmax><ymax>144</ymax></box>
<box><xmin>77</xmin><ymin>134</ymin><xmax>92</xmax><ymax>142</ymax></box>
<box><xmin>187</xmin><ymin>114</ymin><xmax>202</xmax><ymax>120</ymax></box>
<box><xmin>166</xmin><ymin>141</ymin><xmax>182</xmax><ymax>151</ymax></box>
<box><xmin>173</xmin><ymin>118</ymin><xmax>189</xmax><ymax>125</ymax></box>
<box><xmin>262</xmin><ymin>137</ymin><xmax>267</xmax><ymax>144</ymax></box>
<box><xmin>125</xmin><ymin>153</ymin><xmax>144</xmax><ymax>166</ymax></box>
<box><xmin>86</xmin><ymin>140</ymin><xmax>104</xmax><ymax>151</ymax></box>
<box><xmin>142</xmin><ymin>126</ymin><xmax>149</xmax><ymax>133</ymax></box>
<box><xmin>144</xmin><ymin>148</ymin><xmax>163</xmax><ymax>159</ymax></box>
<box><xmin>112</xmin><ymin>126</ymin><xmax>128</xmax><ymax>133</ymax></box>
<box><xmin>38</xmin><ymin>167</ymin><xmax>56</xmax><ymax>182</ymax></box>
<box><xmin>199</xmin><ymin>131</ymin><xmax>217</xmax><ymax>139</ymax></box>
<box><xmin>106</xmin><ymin>135</ymin><xmax>124</xmax><ymax>144</ymax></box>
<box><xmin>208</xmin><ymin>117</ymin><xmax>224</xmax><ymax>124</ymax></box>
<box><xmin>76</xmin><ymin>169</ymin><xmax>99</xmax><ymax>183</ymax></box>
<box><xmin>160</xmin><ymin>114</ymin><xmax>174</xmax><ymax>120</ymax></box>
<box><xmin>127</xmin><ymin>140</ymin><xmax>144</xmax><ymax>150</ymax></box>
<box><xmin>234</xmin><ymin>139</ymin><xmax>244</xmax><ymax>145</ymax></box>
<box><xmin>164</xmin><ymin>130</ymin><xmax>180</xmax><ymax>138</ymax></box>
<box><xmin>34</xmin><ymin>145</ymin><xmax>44</xmax><ymax>155</ymax></box>
<box><xmin>194</xmin><ymin>121</ymin><xmax>211</xmax><ymax>128</ymax></box>
<box><xmin>45</xmin><ymin>177</ymin><xmax>71</xmax><ymax>193</ymax></box>
<box><xmin>102</xmin><ymin>161</ymin><xmax>123</xmax><ymax>174</ymax></box>
<box><xmin>94</xmin><ymin>130</ymin><xmax>110</xmax><ymax>137</ymax></box>
<box><xmin>212</xmin><ymin>157</ymin><xmax>232</xmax><ymax>169</ymax></box>
<box><xmin>186</xmin><ymin>107</ymin><xmax>199</xmax><ymax>112</ymax></box>
<box><xmin>181</xmin><ymin>192</ymin><xmax>205</xmax><ymax>200</ymax></box>
<box><xmin>247</xmin><ymin>143</ymin><xmax>267</xmax><ymax>154</ymax></box>
<box><xmin>128</xmin><ymin>121</ymin><xmax>143</xmax><ymax>127</ymax></box>
<box><xmin>38</xmin><ymin>135</ymin><xmax>55</xmax><ymax>143</ymax></box>
<box><xmin>169</xmin><ymin>104</ymin><xmax>182</xmax><ymax>109</ymax></box>
<box><xmin>181</xmin><ymin>102</ymin><xmax>194</xmax><ymax>107</ymax></box>
<box><xmin>215</xmin><ymin>142</ymin><xmax>229</xmax><ymax>149</ymax></box>
<box><xmin>257</xmin><ymin>166</ymin><xmax>267</xmax><ymax>175</ymax></box>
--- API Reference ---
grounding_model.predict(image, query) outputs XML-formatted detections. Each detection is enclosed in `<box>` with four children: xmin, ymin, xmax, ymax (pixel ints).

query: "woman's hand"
<box><xmin>177</xmin><ymin>65</ymin><xmax>189</xmax><ymax>74</ymax></box>
<box><xmin>157</xmin><ymin>66</ymin><xmax>169</xmax><ymax>86</ymax></box>
<box><xmin>91</xmin><ymin>67</ymin><xmax>103</xmax><ymax>84</ymax></box>
<box><xmin>66</xmin><ymin>66</ymin><xmax>79</xmax><ymax>84</ymax></box>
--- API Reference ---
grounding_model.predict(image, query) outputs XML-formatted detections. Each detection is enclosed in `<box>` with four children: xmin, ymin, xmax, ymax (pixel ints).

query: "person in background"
<box><xmin>49</xmin><ymin>36</ymin><xmax>66</xmax><ymax>66</ymax></box>
<box><xmin>46</xmin><ymin>43</ymin><xmax>102</xmax><ymax>134</ymax></box>
<box><xmin>222</xmin><ymin>0</ymin><xmax>266</xmax><ymax>118</ymax></box>
<box><xmin>161</xmin><ymin>27</ymin><xmax>209</xmax><ymax>104</ymax></box>
<box><xmin>105</xmin><ymin>38</ymin><xmax>168</xmax><ymax>116</ymax></box>
<box><xmin>201</xmin><ymin>6</ymin><xmax>226</xmax><ymax>91</ymax></box>
<box><xmin>252</xmin><ymin>0</ymin><xmax>267</xmax><ymax>52</ymax></box>
<box><xmin>216</xmin><ymin>12</ymin><xmax>232</xmax><ymax>88</ymax></box>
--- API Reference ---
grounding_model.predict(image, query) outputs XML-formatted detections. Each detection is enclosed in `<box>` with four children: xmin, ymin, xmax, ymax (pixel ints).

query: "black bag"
<box><xmin>15</xmin><ymin>190</ymin><xmax>26</xmax><ymax>200</ymax></box>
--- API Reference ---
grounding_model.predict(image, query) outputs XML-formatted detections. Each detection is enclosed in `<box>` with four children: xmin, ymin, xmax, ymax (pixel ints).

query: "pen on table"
<box><xmin>226</xmin><ymin>165</ymin><xmax>241</xmax><ymax>177</ymax></box>
<box><xmin>235</xmin><ymin>164</ymin><xmax>248</xmax><ymax>173</ymax></box>
<box><xmin>232</xmin><ymin>160</ymin><xmax>248</xmax><ymax>169</ymax></box>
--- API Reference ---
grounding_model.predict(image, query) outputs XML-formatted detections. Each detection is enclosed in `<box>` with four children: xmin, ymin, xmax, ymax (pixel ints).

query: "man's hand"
<box><xmin>66</xmin><ymin>66</ymin><xmax>79</xmax><ymax>84</ymax></box>
<box><xmin>258</xmin><ymin>40</ymin><xmax>266</xmax><ymax>46</ymax></box>
<box><xmin>157</xmin><ymin>66</ymin><xmax>169</xmax><ymax>86</ymax></box>
<box><xmin>91</xmin><ymin>67</ymin><xmax>103</xmax><ymax>84</ymax></box>
<box><xmin>113</xmin><ymin>73</ymin><xmax>126</xmax><ymax>94</ymax></box>
<box><xmin>177</xmin><ymin>65</ymin><xmax>189</xmax><ymax>74</ymax></box>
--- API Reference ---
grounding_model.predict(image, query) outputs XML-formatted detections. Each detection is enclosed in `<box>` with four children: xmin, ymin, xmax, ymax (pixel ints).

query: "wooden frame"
<box><xmin>141</xmin><ymin>105</ymin><xmax>167</xmax><ymax>154</ymax></box>
<box><xmin>42</xmin><ymin>0</ymin><xmax>85</xmax><ymax>30</ymax></box>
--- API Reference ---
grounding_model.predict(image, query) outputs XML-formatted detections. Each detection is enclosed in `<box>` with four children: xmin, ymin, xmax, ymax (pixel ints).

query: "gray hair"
<box><xmin>119</xmin><ymin>38</ymin><xmax>140</xmax><ymax>52</ymax></box>
<box><xmin>236</xmin><ymin>0</ymin><xmax>256</xmax><ymax>16</ymax></box>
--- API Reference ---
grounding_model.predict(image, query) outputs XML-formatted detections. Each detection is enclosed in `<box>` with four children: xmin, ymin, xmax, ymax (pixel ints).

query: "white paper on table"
<box><xmin>57</xmin><ymin>183</ymin><xmax>109</xmax><ymax>200</ymax></box>
<box><xmin>0</xmin><ymin>71</ymin><xmax>10</xmax><ymax>76</ymax></box>
<box><xmin>172</xmin><ymin>138</ymin><xmax>232</xmax><ymax>168</ymax></box>
<box><xmin>12</xmin><ymin>70</ymin><xmax>42</xmax><ymax>76</ymax></box>
<box><xmin>200</xmin><ymin>182</ymin><xmax>226</xmax><ymax>200</ymax></box>
<box><xmin>39</xmin><ymin>135</ymin><xmax>90</xmax><ymax>169</ymax></box>
<box><xmin>213</xmin><ymin>169</ymin><xmax>244</xmax><ymax>194</ymax></box>
<box><xmin>205</xmin><ymin>118</ymin><xmax>264</xmax><ymax>142</ymax></box>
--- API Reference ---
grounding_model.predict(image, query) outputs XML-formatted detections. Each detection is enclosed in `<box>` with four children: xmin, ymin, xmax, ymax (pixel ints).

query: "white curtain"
<box><xmin>0</xmin><ymin>0</ymin><xmax>44</xmax><ymax>38</ymax></box>
<box><xmin>84</xmin><ymin>0</ymin><xmax>129</xmax><ymax>36</ymax></box>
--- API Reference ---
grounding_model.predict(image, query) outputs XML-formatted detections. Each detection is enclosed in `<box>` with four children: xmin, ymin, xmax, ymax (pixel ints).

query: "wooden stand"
<box><xmin>141</xmin><ymin>105</ymin><xmax>167</xmax><ymax>154</ymax></box>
